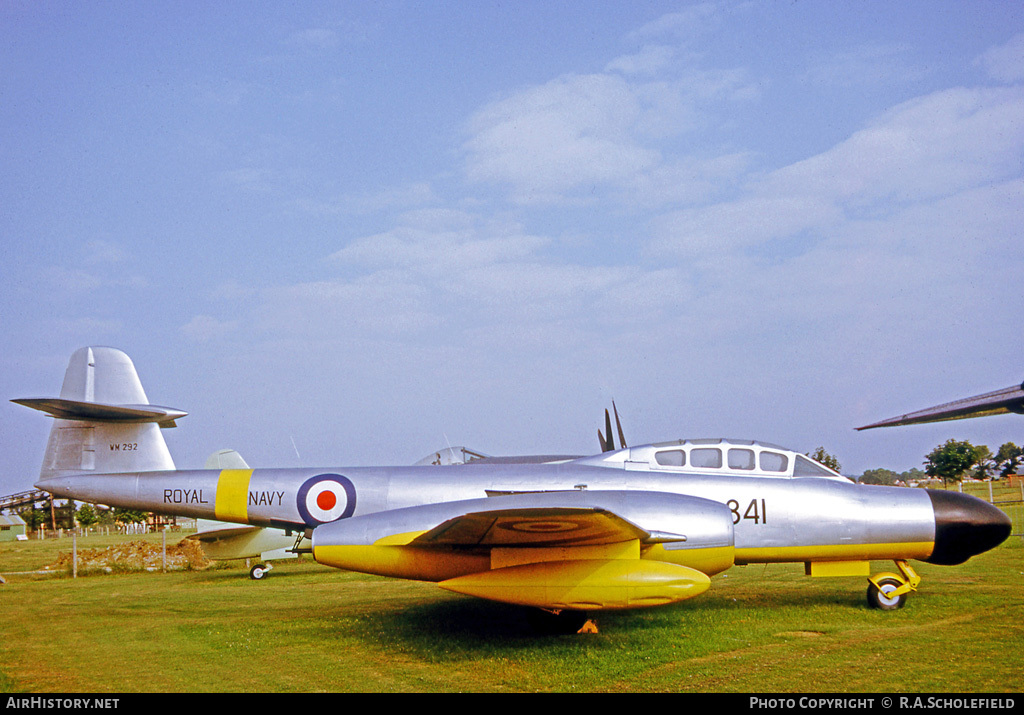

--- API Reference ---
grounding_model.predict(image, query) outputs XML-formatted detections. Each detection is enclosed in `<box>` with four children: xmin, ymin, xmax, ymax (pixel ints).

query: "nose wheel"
<box><xmin>249</xmin><ymin>562</ymin><xmax>273</xmax><ymax>580</ymax></box>
<box><xmin>867</xmin><ymin>560</ymin><xmax>920</xmax><ymax>610</ymax></box>
<box><xmin>867</xmin><ymin>577</ymin><xmax>906</xmax><ymax>610</ymax></box>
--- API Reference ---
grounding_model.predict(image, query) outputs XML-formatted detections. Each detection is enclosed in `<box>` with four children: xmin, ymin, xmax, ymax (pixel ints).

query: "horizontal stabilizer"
<box><xmin>12</xmin><ymin>398</ymin><xmax>187</xmax><ymax>427</ymax></box>
<box><xmin>16</xmin><ymin>347</ymin><xmax>180</xmax><ymax>480</ymax></box>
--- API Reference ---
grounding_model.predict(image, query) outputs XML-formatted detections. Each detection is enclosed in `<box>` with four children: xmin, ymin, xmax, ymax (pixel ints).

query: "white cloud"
<box><xmin>976</xmin><ymin>32</ymin><xmax>1024</xmax><ymax>83</ymax></box>
<box><xmin>606</xmin><ymin>45</ymin><xmax>676</xmax><ymax>76</ymax></box>
<box><xmin>625</xmin><ymin>4</ymin><xmax>721</xmax><ymax>44</ymax></box>
<box><xmin>84</xmin><ymin>240</ymin><xmax>127</xmax><ymax>265</ymax></box>
<box><xmin>464</xmin><ymin>73</ymin><xmax>659</xmax><ymax>199</ymax></box>
<box><xmin>329</xmin><ymin>223</ymin><xmax>548</xmax><ymax>275</ymax></box>
<box><xmin>461</xmin><ymin>18</ymin><xmax>760</xmax><ymax>206</ymax></box>
<box><xmin>650</xmin><ymin>85</ymin><xmax>1024</xmax><ymax>260</ymax></box>
<box><xmin>765</xmin><ymin>86</ymin><xmax>1024</xmax><ymax>206</ymax></box>
<box><xmin>650</xmin><ymin>195</ymin><xmax>841</xmax><ymax>260</ymax></box>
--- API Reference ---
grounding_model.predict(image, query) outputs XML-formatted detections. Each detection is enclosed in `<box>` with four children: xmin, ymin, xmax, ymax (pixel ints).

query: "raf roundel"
<box><xmin>296</xmin><ymin>474</ymin><xmax>357</xmax><ymax>526</ymax></box>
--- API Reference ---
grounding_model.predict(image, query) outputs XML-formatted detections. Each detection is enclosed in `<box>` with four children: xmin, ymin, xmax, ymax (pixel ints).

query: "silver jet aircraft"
<box><xmin>15</xmin><ymin>348</ymin><xmax>1011</xmax><ymax>629</ymax></box>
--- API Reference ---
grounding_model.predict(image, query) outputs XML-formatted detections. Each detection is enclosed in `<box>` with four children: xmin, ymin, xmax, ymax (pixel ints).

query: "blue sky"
<box><xmin>2</xmin><ymin>1</ymin><xmax>1023</xmax><ymax>493</ymax></box>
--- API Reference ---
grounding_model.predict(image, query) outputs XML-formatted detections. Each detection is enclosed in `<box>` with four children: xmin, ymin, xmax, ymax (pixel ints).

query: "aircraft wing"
<box><xmin>311</xmin><ymin>490</ymin><xmax>731</xmax><ymax>610</ymax></box>
<box><xmin>409</xmin><ymin>506</ymin><xmax>651</xmax><ymax>547</ymax></box>
<box><xmin>191</xmin><ymin>522</ymin><xmax>262</xmax><ymax>542</ymax></box>
<box><xmin>856</xmin><ymin>381</ymin><xmax>1024</xmax><ymax>430</ymax></box>
<box><xmin>189</xmin><ymin>518</ymin><xmax>298</xmax><ymax>562</ymax></box>
<box><xmin>414</xmin><ymin>446</ymin><xmax>583</xmax><ymax>466</ymax></box>
<box><xmin>415</xmin><ymin>402</ymin><xmax>623</xmax><ymax>466</ymax></box>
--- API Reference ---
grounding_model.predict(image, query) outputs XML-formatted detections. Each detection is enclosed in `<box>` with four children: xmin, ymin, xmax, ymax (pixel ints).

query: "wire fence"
<box><xmin>22</xmin><ymin>522</ymin><xmax>195</xmax><ymax>541</ymax></box>
<box><xmin>947</xmin><ymin>480</ymin><xmax>1024</xmax><ymax>542</ymax></box>
<box><xmin>993</xmin><ymin>502</ymin><xmax>1024</xmax><ymax>542</ymax></box>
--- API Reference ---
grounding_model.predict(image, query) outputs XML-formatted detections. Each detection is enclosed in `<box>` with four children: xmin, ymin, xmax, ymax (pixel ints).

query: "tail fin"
<box><xmin>13</xmin><ymin>347</ymin><xmax>186</xmax><ymax>483</ymax></box>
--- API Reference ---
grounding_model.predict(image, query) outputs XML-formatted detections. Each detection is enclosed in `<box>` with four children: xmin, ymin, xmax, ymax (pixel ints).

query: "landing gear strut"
<box><xmin>867</xmin><ymin>560</ymin><xmax>920</xmax><ymax>610</ymax></box>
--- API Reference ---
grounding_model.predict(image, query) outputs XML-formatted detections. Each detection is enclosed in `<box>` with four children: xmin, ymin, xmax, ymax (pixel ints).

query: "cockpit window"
<box><xmin>793</xmin><ymin>454</ymin><xmax>836</xmax><ymax>477</ymax></box>
<box><xmin>759</xmin><ymin>451</ymin><xmax>789</xmax><ymax>473</ymax></box>
<box><xmin>655</xmin><ymin>449</ymin><xmax>686</xmax><ymax>467</ymax></box>
<box><xmin>728</xmin><ymin>448</ymin><xmax>755</xmax><ymax>470</ymax></box>
<box><xmin>690</xmin><ymin>448</ymin><xmax>722</xmax><ymax>469</ymax></box>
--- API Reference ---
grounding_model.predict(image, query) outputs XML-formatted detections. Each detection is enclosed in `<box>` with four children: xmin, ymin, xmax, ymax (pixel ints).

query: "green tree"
<box><xmin>111</xmin><ymin>508</ymin><xmax>148</xmax><ymax>524</ymax></box>
<box><xmin>859</xmin><ymin>468</ymin><xmax>899</xmax><ymax>486</ymax></box>
<box><xmin>994</xmin><ymin>442</ymin><xmax>1023</xmax><ymax>478</ymax></box>
<box><xmin>19</xmin><ymin>505</ymin><xmax>48</xmax><ymax>531</ymax></box>
<box><xmin>807</xmin><ymin>446</ymin><xmax>841</xmax><ymax>473</ymax></box>
<box><xmin>76</xmin><ymin>503</ymin><xmax>98</xmax><ymax>528</ymax></box>
<box><xmin>924</xmin><ymin>439</ymin><xmax>989</xmax><ymax>486</ymax></box>
<box><xmin>900</xmin><ymin>467</ymin><xmax>925</xmax><ymax>483</ymax></box>
<box><xmin>969</xmin><ymin>445</ymin><xmax>995</xmax><ymax>480</ymax></box>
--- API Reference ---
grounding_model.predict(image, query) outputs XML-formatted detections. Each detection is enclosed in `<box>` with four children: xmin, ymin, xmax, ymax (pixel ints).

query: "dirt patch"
<box><xmin>774</xmin><ymin>630</ymin><xmax>826</xmax><ymax>638</ymax></box>
<box><xmin>47</xmin><ymin>538</ymin><xmax>211</xmax><ymax>573</ymax></box>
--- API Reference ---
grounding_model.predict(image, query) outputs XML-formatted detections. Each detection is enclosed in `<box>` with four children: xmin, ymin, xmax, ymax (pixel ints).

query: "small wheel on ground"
<box><xmin>249</xmin><ymin>563</ymin><xmax>269</xmax><ymax>580</ymax></box>
<box><xmin>867</xmin><ymin>577</ymin><xmax>906</xmax><ymax>610</ymax></box>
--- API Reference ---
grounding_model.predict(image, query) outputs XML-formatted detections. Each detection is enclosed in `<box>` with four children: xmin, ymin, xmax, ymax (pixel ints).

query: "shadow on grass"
<box><xmin>329</xmin><ymin>582</ymin><xmax>870</xmax><ymax>659</ymax></box>
<box><xmin>328</xmin><ymin>595</ymin><xmax>683</xmax><ymax>650</ymax></box>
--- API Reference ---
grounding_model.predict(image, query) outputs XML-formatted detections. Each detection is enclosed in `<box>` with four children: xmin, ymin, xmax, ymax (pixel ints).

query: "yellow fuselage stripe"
<box><xmin>735</xmin><ymin>541</ymin><xmax>934</xmax><ymax>564</ymax></box>
<box><xmin>215</xmin><ymin>469</ymin><xmax>253</xmax><ymax>522</ymax></box>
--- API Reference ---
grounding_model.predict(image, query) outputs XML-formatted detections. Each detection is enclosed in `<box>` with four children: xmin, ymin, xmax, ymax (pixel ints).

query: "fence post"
<box><xmin>73</xmin><ymin>531</ymin><xmax>77</xmax><ymax>579</ymax></box>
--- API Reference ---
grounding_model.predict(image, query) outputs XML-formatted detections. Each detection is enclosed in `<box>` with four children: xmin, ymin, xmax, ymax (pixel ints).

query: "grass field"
<box><xmin>1</xmin><ymin>531</ymin><xmax>1021</xmax><ymax>694</ymax></box>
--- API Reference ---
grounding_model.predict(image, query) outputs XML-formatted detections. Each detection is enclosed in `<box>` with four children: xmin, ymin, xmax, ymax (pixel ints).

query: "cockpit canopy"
<box><xmin>580</xmin><ymin>438</ymin><xmax>846</xmax><ymax>480</ymax></box>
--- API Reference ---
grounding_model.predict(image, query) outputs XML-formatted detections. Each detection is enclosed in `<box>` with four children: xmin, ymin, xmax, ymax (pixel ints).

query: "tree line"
<box><xmin>852</xmin><ymin>440</ymin><xmax>1022</xmax><ymax>487</ymax></box>
<box><xmin>19</xmin><ymin>502</ymin><xmax>148</xmax><ymax>531</ymax></box>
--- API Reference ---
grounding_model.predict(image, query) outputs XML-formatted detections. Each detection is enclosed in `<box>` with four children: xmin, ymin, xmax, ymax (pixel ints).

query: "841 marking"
<box><xmin>728</xmin><ymin>498</ymin><xmax>766</xmax><ymax>525</ymax></box>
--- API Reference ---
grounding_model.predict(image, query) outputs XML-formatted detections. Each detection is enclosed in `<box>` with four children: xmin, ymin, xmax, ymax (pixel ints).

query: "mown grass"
<box><xmin>1</xmin><ymin>534</ymin><xmax>1021</xmax><ymax>693</ymax></box>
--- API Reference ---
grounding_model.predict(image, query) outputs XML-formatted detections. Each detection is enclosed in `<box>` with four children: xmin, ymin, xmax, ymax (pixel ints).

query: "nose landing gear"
<box><xmin>249</xmin><ymin>562</ymin><xmax>273</xmax><ymax>580</ymax></box>
<box><xmin>867</xmin><ymin>560</ymin><xmax>920</xmax><ymax>610</ymax></box>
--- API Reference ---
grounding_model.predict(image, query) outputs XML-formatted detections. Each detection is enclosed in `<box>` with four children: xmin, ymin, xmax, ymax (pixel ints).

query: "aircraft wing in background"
<box><xmin>857</xmin><ymin>381</ymin><xmax>1024</xmax><ymax>430</ymax></box>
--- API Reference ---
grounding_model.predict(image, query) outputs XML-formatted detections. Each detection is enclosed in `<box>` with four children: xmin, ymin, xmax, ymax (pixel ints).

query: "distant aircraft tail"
<box><xmin>13</xmin><ymin>347</ymin><xmax>186</xmax><ymax>483</ymax></box>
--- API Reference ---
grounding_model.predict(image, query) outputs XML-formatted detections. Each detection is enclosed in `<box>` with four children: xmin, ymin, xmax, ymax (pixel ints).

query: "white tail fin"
<box><xmin>13</xmin><ymin>347</ymin><xmax>186</xmax><ymax>482</ymax></box>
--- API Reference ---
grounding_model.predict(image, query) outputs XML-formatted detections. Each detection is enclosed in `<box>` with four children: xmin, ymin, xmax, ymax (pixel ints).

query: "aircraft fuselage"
<box><xmin>40</xmin><ymin>456</ymin><xmax>1006</xmax><ymax>576</ymax></box>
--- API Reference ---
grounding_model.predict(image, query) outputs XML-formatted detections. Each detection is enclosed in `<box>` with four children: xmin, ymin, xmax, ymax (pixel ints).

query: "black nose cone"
<box><xmin>925</xmin><ymin>489</ymin><xmax>1012</xmax><ymax>565</ymax></box>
